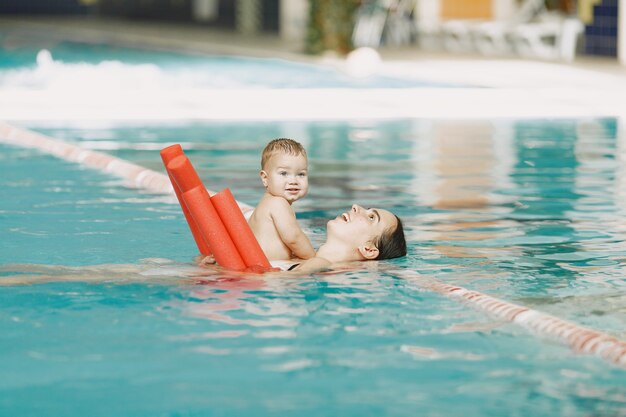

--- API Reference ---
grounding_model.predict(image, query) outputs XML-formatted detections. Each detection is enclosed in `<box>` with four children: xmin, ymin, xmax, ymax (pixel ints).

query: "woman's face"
<box><xmin>327</xmin><ymin>204</ymin><xmax>397</xmax><ymax>248</ymax></box>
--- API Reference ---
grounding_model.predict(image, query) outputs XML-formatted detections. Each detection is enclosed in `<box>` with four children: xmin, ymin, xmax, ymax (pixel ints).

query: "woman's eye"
<box><xmin>369</xmin><ymin>214</ymin><xmax>375</xmax><ymax>221</ymax></box>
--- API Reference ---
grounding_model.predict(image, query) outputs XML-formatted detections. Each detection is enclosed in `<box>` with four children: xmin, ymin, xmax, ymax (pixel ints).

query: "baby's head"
<box><xmin>260</xmin><ymin>138</ymin><xmax>309</xmax><ymax>204</ymax></box>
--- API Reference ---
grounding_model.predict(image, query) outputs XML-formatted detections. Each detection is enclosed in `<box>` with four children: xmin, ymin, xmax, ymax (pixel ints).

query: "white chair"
<box><xmin>352</xmin><ymin>0</ymin><xmax>416</xmax><ymax>48</ymax></box>
<box><xmin>511</xmin><ymin>15</ymin><xmax>584</xmax><ymax>61</ymax></box>
<box><xmin>471</xmin><ymin>0</ymin><xmax>547</xmax><ymax>55</ymax></box>
<box><xmin>438</xmin><ymin>0</ymin><xmax>583</xmax><ymax>61</ymax></box>
<box><xmin>439</xmin><ymin>0</ymin><xmax>546</xmax><ymax>54</ymax></box>
<box><xmin>353</xmin><ymin>1</ymin><xmax>389</xmax><ymax>48</ymax></box>
<box><xmin>384</xmin><ymin>0</ymin><xmax>417</xmax><ymax>45</ymax></box>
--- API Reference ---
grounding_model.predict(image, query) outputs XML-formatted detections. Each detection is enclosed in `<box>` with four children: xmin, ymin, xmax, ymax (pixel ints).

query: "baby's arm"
<box><xmin>270</xmin><ymin>199</ymin><xmax>316</xmax><ymax>259</ymax></box>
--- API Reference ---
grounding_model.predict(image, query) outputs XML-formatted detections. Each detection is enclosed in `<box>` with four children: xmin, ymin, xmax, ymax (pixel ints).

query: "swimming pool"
<box><xmin>0</xmin><ymin>31</ymin><xmax>459</xmax><ymax>90</ymax></box>
<box><xmin>1</xmin><ymin>117</ymin><xmax>625</xmax><ymax>416</ymax></box>
<box><xmin>1</xmin><ymin>33</ymin><xmax>625</xmax><ymax>416</ymax></box>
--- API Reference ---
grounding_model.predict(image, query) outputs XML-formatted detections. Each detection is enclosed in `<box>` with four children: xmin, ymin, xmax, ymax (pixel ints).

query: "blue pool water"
<box><xmin>1</xmin><ymin>118</ymin><xmax>625</xmax><ymax>416</ymax></box>
<box><xmin>0</xmin><ymin>32</ymin><xmax>458</xmax><ymax>89</ymax></box>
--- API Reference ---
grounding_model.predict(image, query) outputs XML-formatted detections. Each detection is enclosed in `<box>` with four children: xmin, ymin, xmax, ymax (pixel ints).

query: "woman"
<box><xmin>198</xmin><ymin>204</ymin><xmax>406</xmax><ymax>273</ymax></box>
<box><xmin>286</xmin><ymin>204</ymin><xmax>406</xmax><ymax>273</ymax></box>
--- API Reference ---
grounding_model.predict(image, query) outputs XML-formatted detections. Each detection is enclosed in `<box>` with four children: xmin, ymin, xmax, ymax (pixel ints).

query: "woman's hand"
<box><xmin>194</xmin><ymin>254</ymin><xmax>216</xmax><ymax>267</ymax></box>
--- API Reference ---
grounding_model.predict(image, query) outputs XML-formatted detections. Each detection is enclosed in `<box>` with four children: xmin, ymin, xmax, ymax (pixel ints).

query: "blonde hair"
<box><xmin>261</xmin><ymin>138</ymin><xmax>307</xmax><ymax>169</ymax></box>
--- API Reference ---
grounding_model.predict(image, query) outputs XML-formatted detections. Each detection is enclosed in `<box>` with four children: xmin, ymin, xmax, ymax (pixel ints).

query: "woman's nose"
<box><xmin>351</xmin><ymin>204</ymin><xmax>361</xmax><ymax>213</ymax></box>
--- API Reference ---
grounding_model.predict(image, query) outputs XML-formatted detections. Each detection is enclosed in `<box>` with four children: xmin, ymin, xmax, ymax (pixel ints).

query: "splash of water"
<box><xmin>0</xmin><ymin>49</ymin><xmax>165</xmax><ymax>91</ymax></box>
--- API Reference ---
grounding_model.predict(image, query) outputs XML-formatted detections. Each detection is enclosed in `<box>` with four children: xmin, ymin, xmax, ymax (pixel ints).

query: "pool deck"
<box><xmin>1</xmin><ymin>16</ymin><xmax>626</xmax><ymax>122</ymax></box>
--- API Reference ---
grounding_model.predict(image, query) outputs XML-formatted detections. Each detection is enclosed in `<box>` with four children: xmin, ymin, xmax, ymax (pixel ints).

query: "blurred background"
<box><xmin>0</xmin><ymin>0</ymin><xmax>622</xmax><ymax>63</ymax></box>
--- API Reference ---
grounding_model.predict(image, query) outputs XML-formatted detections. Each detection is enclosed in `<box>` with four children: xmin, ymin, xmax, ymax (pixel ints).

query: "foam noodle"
<box><xmin>160</xmin><ymin>144</ymin><xmax>211</xmax><ymax>256</ymax></box>
<box><xmin>167</xmin><ymin>155</ymin><xmax>203</xmax><ymax>193</ymax></box>
<box><xmin>182</xmin><ymin>186</ymin><xmax>246</xmax><ymax>271</ymax></box>
<box><xmin>160</xmin><ymin>144</ymin><xmax>184</xmax><ymax>164</ymax></box>
<box><xmin>211</xmin><ymin>188</ymin><xmax>271</xmax><ymax>269</ymax></box>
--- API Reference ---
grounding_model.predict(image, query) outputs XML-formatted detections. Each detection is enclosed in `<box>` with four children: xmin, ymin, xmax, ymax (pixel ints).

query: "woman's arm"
<box><xmin>287</xmin><ymin>256</ymin><xmax>331</xmax><ymax>274</ymax></box>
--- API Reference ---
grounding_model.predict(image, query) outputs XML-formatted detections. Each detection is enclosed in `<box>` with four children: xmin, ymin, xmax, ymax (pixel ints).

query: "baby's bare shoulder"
<box><xmin>253</xmin><ymin>195</ymin><xmax>291</xmax><ymax>221</ymax></box>
<box><xmin>264</xmin><ymin>195</ymin><xmax>292</xmax><ymax>210</ymax></box>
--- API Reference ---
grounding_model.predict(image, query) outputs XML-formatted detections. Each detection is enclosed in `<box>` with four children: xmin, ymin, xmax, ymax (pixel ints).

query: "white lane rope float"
<box><xmin>395</xmin><ymin>270</ymin><xmax>626</xmax><ymax>368</ymax></box>
<box><xmin>1</xmin><ymin>121</ymin><xmax>624</xmax><ymax>369</ymax></box>
<box><xmin>0</xmin><ymin>121</ymin><xmax>173</xmax><ymax>195</ymax></box>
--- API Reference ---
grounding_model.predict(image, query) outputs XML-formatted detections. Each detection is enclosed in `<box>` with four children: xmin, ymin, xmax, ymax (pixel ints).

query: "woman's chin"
<box><xmin>326</xmin><ymin>218</ymin><xmax>345</xmax><ymax>233</ymax></box>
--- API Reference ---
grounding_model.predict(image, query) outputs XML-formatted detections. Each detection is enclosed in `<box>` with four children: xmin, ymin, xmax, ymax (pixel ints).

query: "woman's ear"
<box><xmin>358</xmin><ymin>243</ymin><xmax>379</xmax><ymax>260</ymax></box>
<box><xmin>259</xmin><ymin>170</ymin><xmax>268</xmax><ymax>187</ymax></box>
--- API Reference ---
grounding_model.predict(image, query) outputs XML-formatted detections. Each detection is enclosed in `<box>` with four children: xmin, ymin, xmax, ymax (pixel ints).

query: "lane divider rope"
<box><xmin>1</xmin><ymin>121</ymin><xmax>624</xmax><ymax>368</ymax></box>
<box><xmin>395</xmin><ymin>270</ymin><xmax>626</xmax><ymax>368</ymax></box>
<box><xmin>0</xmin><ymin>121</ymin><xmax>252</xmax><ymax>212</ymax></box>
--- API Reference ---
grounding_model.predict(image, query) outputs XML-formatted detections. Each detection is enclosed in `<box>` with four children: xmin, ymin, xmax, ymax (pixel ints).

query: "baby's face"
<box><xmin>261</xmin><ymin>152</ymin><xmax>309</xmax><ymax>203</ymax></box>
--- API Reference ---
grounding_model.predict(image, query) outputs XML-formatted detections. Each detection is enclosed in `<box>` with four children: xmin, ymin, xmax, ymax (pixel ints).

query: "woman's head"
<box><xmin>373</xmin><ymin>214</ymin><xmax>407</xmax><ymax>260</ymax></box>
<box><xmin>326</xmin><ymin>204</ymin><xmax>407</xmax><ymax>261</ymax></box>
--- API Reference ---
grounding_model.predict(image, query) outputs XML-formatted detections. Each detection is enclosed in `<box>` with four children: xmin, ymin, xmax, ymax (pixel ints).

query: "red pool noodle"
<box><xmin>166</xmin><ymin>155</ymin><xmax>203</xmax><ymax>193</ymax></box>
<box><xmin>160</xmin><ymin>144</ymin><xmax>184</xmax><ymax>165</ymax></box>
<box><xmin>182</xmin><ymin>186</ymin><xmax>247</xmax><ymax>271</ymax></box>
<box><xmin>160</xmin><ymin>145</ymin><xmax>211</xmax><ymax>256</ymax></box>
<box><xmin>211</xmin><ymin>188</ymin><xmax>271</xmax><ymax>269</ymax></box>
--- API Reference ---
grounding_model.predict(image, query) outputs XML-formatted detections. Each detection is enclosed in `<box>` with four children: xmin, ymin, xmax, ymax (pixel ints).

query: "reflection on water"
<box><xmin>402</xmin><ymin>118</ymin><xmax>625</xmax><ymax>336</ymax></box>
<box><xmin>182</xmin><ymin>278</ymin><xmax>303</xmax><ymax>328</ymax></box>
<box><xmin>409</xmin><ymin>120</ymin><xmax>521</xmax><ymax>268</ymax></box>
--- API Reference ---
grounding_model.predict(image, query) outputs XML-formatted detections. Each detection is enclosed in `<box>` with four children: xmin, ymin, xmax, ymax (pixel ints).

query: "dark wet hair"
<box><xmin>375</xmin><ymin>215</ymin><xmax>407</xmax><ymax>260</ymax></box>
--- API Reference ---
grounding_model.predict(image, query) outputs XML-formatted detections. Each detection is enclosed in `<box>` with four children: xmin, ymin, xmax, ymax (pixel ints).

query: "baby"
<box><xmin>248</xmin><ymin>138</ymin><xmax>316</xmax><ymax>261</ymax></box>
